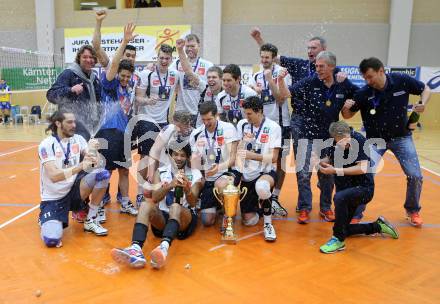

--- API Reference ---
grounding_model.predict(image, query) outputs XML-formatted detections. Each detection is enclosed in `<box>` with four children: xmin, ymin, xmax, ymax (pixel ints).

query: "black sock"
<box><xmin>262</xmin><ymin>199</ymin><xmax>272</xmax><ymax>216</ymax></box>
<box><xmin>132</xmin><ymin>222</ymin><xmax>148</xmax><ymax>248</ymax></box>
<box><xmin>162</xmin><ymin>219</ymin><xmax>180</xmax><ymax>245</ymax></box>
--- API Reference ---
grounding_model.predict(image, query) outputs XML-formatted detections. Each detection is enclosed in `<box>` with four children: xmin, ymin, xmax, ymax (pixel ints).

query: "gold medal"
<box><xmin>370</xmin><ymin>109</ymin><xmax>376</xmax><ymax>115</ymax></box>
<box><xmin>232</xmin><ymin>118</ymin><xmax>237</xmax><ymax>124</ymax></box>
<box><xmin>264</xmin><ymin>96</ymin><xmax>269</xmax><ymax>101</ymax></box>
<box><xmin>325</xmin><ymin>100</ymin><xmax>331</xmax><ymax>107</ymax></box>
<box><xmin>161</xmin><ymin>94</ymin><xmax>166</xmax><ymax>99</ymax></box>
<box><xmin>209</xmin><ymin>153</ymin><xmax>216</xmax><ymax>161</ymax></box>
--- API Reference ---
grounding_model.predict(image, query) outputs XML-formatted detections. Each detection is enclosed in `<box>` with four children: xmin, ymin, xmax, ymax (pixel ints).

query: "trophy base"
<box><xmin>221</xmin><ymin>234</ymin><xmax>238</xmax><ymax>245</ymax></box>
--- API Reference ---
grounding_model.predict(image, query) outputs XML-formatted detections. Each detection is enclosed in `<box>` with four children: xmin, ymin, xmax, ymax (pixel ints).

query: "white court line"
<box><xmin>0</xmin><ymin>144</ymin><xmax>38</xmax><ymax>158</ymax></box>
<box><xmin>9</xmin><ymin>175</ymin><xmax>16</xmax><ymax>179</ymax></box>
<box><xmin>385</xmin><ymin>151</ymin><xmax>440</xmax><ymax>177</ymax></box>
<box><xmin>30</xmin><ymin>167</ymin><xmax>38</xmax><ymax>171</ymax></box>
<box><xmin>209</xmin><ymin>231</ymin><xmax>263</xmax><ymax>252</ymax></box>
<box><xmin>0</xmin><ymin>204</ymin><xmax>40</xmax><ymax>229</ymax></box>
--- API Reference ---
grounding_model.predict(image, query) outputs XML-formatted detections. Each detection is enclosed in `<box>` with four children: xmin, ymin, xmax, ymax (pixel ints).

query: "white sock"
<box><xmin>263</xmin><ymin>215</ymin><xmax>272</xmax><ymax>225</ymax></box>
<box><xmin>160</xmin><ymin>241</ymin><xmax>169</xmax><ymax>256</ymax></box>
<box><xmin>87</xmin><ymin>203</ymin><xmax>99</xmax><ymax>220</ymax></box>
<box><xmin>131</xmin><ymin>243</ymin><xmax>142</xmax><ymax>251</ymax></box>
<box><xmin>137</xmin><ymin>184</ymin><xmax>143</xmax><ymax>196</ymax></box>
<box><xmin>272</xmin><ymin>188</ymin><xmax>281</xmax><ymax>197</ymax></box>
<box><xmin>121</xmin><ymin>196</ymin><xmax>130</xmax><ymax>207</ymax></box>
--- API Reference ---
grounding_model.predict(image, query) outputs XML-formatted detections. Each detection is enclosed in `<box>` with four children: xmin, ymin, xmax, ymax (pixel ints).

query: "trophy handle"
<box><xmin>213</xmin><ymin>187</ymin><xmax>223</xmax><ymax>205</ymax></box>
<box><xmin>239</xmin><ymin>186</ymin><xmax>248</xmax><ymax>202</ymax></box>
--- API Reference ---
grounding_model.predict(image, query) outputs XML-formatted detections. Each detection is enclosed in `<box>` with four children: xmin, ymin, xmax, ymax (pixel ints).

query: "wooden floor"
<box><xmin>0</xmin><ymin>124</ymin><xmax>439</xmax><ymax>303</ymax></box>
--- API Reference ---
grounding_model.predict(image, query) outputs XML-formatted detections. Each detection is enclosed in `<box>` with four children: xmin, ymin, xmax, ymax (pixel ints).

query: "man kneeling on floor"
<box><xmin>318</xmin><ymin>121</ymin><xmax>399</xmax><ymax>254</ymax></box>
<box><xmin>111</xmin><ymin>143</ymin><xmax>203</xmax><ymax>269</ymax></box>
<box><xmin>38</xmin><ymin>110</ymin><xmax>110</xmax><ymax>248</ymax></box>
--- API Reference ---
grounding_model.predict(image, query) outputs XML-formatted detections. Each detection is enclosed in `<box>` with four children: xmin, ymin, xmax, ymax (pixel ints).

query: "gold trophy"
<box><xmin>213</xmin><ymin>180</ymin><xmax>247</xmax><ymax>244</ymax></box>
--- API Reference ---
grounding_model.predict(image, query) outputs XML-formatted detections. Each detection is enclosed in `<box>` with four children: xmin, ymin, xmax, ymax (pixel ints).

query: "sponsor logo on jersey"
<box><xmin>72</xmin><ymin>144</ymin><xmax>79</xmax><ymax>154</ymax></box>
<box><xmin>260</xmin><ymin>134</ymin><xmax>269</xmax><ymax>143</ymax></box>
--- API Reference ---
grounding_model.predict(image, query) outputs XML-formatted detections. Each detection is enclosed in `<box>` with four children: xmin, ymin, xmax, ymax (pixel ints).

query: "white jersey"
<box><xmin>248</xmin><ymin>64</ymin><xmax>291</xmax><ymax>127</ymax></box>
<box><xmin>39</xmin><ymin>134</ymin><xmax>88</xmax><ymax>201</ymax></box>
<box><xmin>154</xmin><ymin>124</ymin><xmax>193</xmax><ymax>167</ymax></box>
<box><xmin>171</xmin><ymin>57</ymin><xmax>213</xmax><ymax>115</ymax></box>
<box><xmin>157</xmin><ymin>164</ymin><xmax>203</xmax><ymax>213</ymax></box>
<box><xmin>190</xmin><ymin>120</ymin><xmax>238</xmax><ymax>181</ymax></box>
<box><xmin>137</xmin><ymin>68</ymin><xmax>179</xmax><ymax>124</ymax></box>
<box><xmin>216</xmin><ymin>85</ymin><xmax>257</xmax><ymax>125</ymax></box>
<box><xmin>236</xmin><ymin>117</ymin><xmax>281</xmax><ymax>182</ymax></box>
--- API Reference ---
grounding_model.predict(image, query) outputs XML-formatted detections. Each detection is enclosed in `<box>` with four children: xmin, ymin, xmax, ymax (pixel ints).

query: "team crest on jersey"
<box><xmin>72</xmin><ymin>144</ymin><xmax>79</xmax><ymax>154</ymax></box>
<box><xmin>260</xmin><ymin>134</ymin><xmax>269</xmax><ymax>143</ymax></box>
<box><xmin>40</xmin><ymin>147</ymin><xmax>48</xmax><ymax>159</ymax></box>
<box><xmin>217</xmin><ymin>128</ymin><xmax>224</xmax><ymax>136</ymax></box>
<box><xmin>198</xmin><ymin>67</ymin><xmax>205</xmax><ymax>75</ymax></box>
<box><xmin>186</xmin><ymin>174</ymin><xmax>193</xmax><ymax>181</ymax></box>
<box><xmin>239</xmin><ymin>99</ymin><xmax>245</xmax><ymax>107</ymax></box>
<box><xmin>169</xmin><ymin>76</ymin><xmax>175</xmax><ymax>85</ymax></box>
<box><xmin>263</xmin><ymin>127</ymin><xmax>270</xmax><ymax>134</ymax></box>
<box><xmin>207</xmin><ymin>91</ymin><xmax>212</xmax><ymax>97</ymax></box>
<box><xmin>223</xmin><ymin>105</ymin><xmax>231</xmax><ymax>111</ymax></box>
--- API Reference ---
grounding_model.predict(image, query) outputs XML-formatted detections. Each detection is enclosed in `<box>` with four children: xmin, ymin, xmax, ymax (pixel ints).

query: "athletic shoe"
<box><xmin>376</xmin><ymin>216</ymin><xmax>399</xmax><ymax>239</ymax></box>
<box><xmin>263</xmin><ymin>223</ymin><xmax>277</xmax><ymax>242</ymax></box>
<box><xmin>116</xmin><ymin>192</ymin><xmax>123</xmax><ymax>204</ymax></box>
<box><xmin>319</xmin><ymin>209</ymin><xmax>335</xmax><ymax>222</ymax></box>
<box><xmin>407</xmin><ymin>212</ymin><xmax>423</xmax><ymax>227</ymax></box>
<box><xmin>136</xmin><ymin>194</ymin><xmax>144</xmax><ymax>209</ymax></box>
<box><xmin>120</xmin><ymin>202</ymin><xmax>138</xmax><ymax>216</ymax></box>
<box><xmin>97</xmin><ymin>206</ymin><xmax>106</xmax><ymax>224</ymax></box>
<box><xmin>320</xmin><ymin>236</ymin><xmax>346</xmax><ymax>254</ymax></box>
<box><xmin>150</xmin><ymin>246</ymin><xmax>167</xmax><ymax>269</ymax></box>
<box><xmin>72</xmin><ymin>209</ymin><xmax>87</xmax><ymax>223</ymax></box>
<box><xmin>350</xmin><ymin>217</ymin><xmax>362</xmax><ymax>224</ymax></box>
<box><xmin>84</xmin><ymin>218</ymin><xmax>108</xmax><ymax>236</ymax></box>
<box><xmin>297</xmin><ymin>210</ymin><xmax>310</xmax><ymax>224</ymax></box>
<box><xmin>271</xmin><ymin>197</ymin><xmax>288</xmax><ymax>217</ymax></box>
<box><xmin>111</xmin><ymin>244</ymin><xmax>146</xmax><ymax>268</ymax></box>
<box><xmin>102</xmin><ymin>192</ymin><xmax>111</xmax><ymax>206</ymax></box>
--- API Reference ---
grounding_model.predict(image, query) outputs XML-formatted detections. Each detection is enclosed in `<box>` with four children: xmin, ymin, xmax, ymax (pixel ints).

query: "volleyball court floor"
<box><xmin>0</xmin><ymin>124</ymin><xmax>439</xmax><ymax>303</ymax></box>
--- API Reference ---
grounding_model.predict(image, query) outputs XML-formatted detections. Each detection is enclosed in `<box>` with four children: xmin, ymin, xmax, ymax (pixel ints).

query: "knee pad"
<box><xmin>255</xmin><ymin>179</ymin><xmax>271</xmax><ymax>200</ymax></box>
<box><xmin>41</xmin><ymin>220</ymin><xmax>63</xmax><ymax>248</ymax></box>
<box><xmin>243</xmin><ymin>213</ymin><xmax>259</xmax><ymax>226</ymax></box>
<box><xmin>84</xmin><ymin>169</ymin><xmax>111</xmax><ymax>189</ymax></box>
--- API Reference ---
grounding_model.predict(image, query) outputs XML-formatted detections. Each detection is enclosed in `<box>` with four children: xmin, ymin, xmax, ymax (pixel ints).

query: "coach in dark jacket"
<box><xmin>47</xmin><ymin>45</ymin><xmax>102</xmax><ymax>140</ymax></box>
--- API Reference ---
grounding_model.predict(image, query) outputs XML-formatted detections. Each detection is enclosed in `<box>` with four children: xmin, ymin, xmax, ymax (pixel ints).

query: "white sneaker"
<box><xmin>121</xmin><ymin>202</ymin><xmax>138</xmax><ymax>216</ymax></box>
<box><xmin>97</xmin><ymin>206</ymin><xmax>106</xmax><ymax>223</ymax></box>
<box><xmin>263</xmin><ymin>223</ymin><xmax>276</xmax><ymax>242</ymax></box>
<box><xmin>84</xmin><ymin>218</ymin><xmax>108</xmax><ymax>236</ymax></box>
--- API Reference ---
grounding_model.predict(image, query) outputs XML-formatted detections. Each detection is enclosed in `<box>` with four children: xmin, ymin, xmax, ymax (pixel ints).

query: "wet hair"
<box><xmin>185</xmin><ymin>34</ymin><xmax>200</xmax><ymax>44</ymax></box>
<box><xmin>118</xmin><ymin>59</ymin><xmax>135</xmax><ymax>73</ymax></box>
<box><xmin>172</xmin><ymin>111</ymin><xmax>192</xmax><ymax>125</ymax></box>
<box><xmin>168</xmin><ymin>143</ymin><xmax>192</xmax><ymax>158</ymax></box>
<box><xmin>45</xmin><ymin>110</ymin><xmax>72</xmax><ymax>134</ymax></box>
<box><xmin>309</xmin><ymin>36</ymin><xmax>327</xmax><ymax>48</ymax></box>
<box><xmin>159</xmin><ymin>43</ymin><xmax>173</xmax><ymax>55</ymax></box>
<box><xmin>223</xmin><ymin>64</ymin><xmax>241</xmax><ymax>80</ymax></box>
<box><xmin>124</xmin><ymin>44</ymin><xmax>136</xmax><ymax>54</ymax></box>
<box><xmin>243</xmin><ymin>96</ymin><xmax>263</xmax><ymax>113</ymax></box>
<box><xmin>207</xmin><ymin>66</ymin><xmax>223</xmax><ymax>78</ymax></box>
<box><xmin>260</xmin><ymin>43</ymin><xmax>278</xmax><ymax>58</ymax></box>
<box><xmin>75</xmin><ymin>45</ymin><xmax>97</xmax><ymax>65</ymax></box>
<box><xmin>359</xmin><ymin>57</ymin><xmax>384</xmax><ymax>74</ymax></box>
<box><xmin>199</xmin><ymin>101</ymin><xmax>218</xmax><ymax>116</ymax></box>
<box><xmin>316</xmin><ymin>51</ymin><xmax>337</xmax><ymax>66</ymax></box>
<box><xmin>329</xmin><ymin>121</ymin><xmax>351</xmax><ymax>138</ymax></box>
